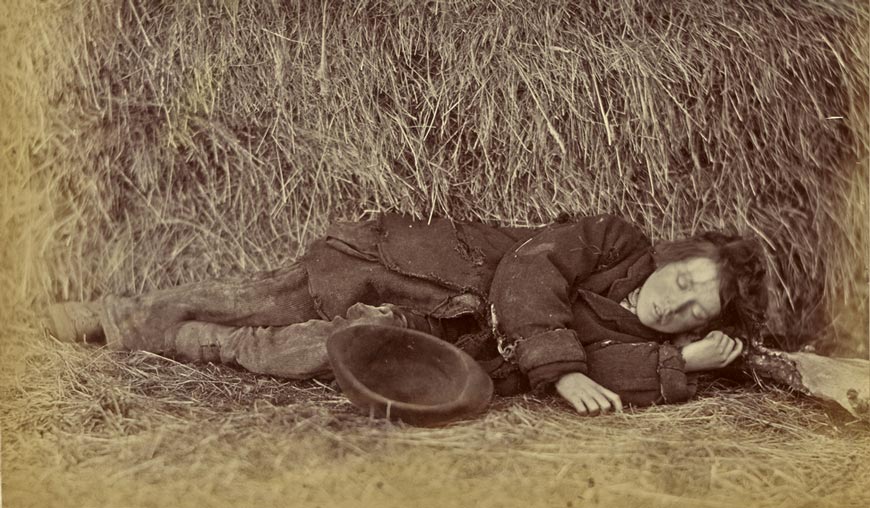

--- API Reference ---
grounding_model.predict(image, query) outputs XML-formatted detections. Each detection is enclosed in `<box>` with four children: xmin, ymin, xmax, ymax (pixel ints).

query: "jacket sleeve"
<box><xmin>489</xmin><ymin>214</ymin><xmax>651</xmax><ymax>389</ymax></box>
<box><xmin>585</xmin><ymin>341</ymin><xmax>698</xmax><ymax>406</ymax></box>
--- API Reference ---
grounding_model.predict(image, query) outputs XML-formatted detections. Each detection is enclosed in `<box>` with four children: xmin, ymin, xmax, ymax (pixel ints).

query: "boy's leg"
<box><xmin>170</xmin><ymin>303</ymin><xmax>408</xmax><ymax>379</ymax></box>
<box><xmin>101</xmin><ymin>263</ymin><xmax>321</xmax><ymax>352</ymax></box>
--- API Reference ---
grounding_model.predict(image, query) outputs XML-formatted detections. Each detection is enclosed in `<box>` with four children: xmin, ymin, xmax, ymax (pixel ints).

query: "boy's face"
<box><xmin>636</xmin><ymin>257</ymin><xmax>721</xmax><ymax>334</ymax></box>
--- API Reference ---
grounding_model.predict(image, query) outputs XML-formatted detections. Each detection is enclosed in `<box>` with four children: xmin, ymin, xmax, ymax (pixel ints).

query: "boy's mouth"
<box><xmin>653</xmin><ymin>303</ymin><xmax>669</xmax><ymax>324</ymax></box>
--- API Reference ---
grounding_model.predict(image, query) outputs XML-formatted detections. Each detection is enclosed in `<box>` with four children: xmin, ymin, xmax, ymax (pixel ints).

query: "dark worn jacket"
<box><xmin>302</xmin><ymin>213</ymin><xmax>695</xmax><ymax>406</ymax></box>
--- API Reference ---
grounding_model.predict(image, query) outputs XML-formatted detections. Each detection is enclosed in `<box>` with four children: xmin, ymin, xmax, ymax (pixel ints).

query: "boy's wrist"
<box><xmin>679</xmin><ymin>344</ymin><xmax>703</xmax><ymax>372</ymax></box>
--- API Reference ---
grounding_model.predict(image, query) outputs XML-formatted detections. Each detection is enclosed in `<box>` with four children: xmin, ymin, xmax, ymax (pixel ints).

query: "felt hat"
<box><xmin>327</xmin><ymin>324</ymin><xmax>494</xmax><ymax>426</ymax></box>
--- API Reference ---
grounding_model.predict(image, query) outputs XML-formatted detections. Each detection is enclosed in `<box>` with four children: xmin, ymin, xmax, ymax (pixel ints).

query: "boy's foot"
<box><xmin>45</xmin><ymin>302</ymin><xmax>105</xmax><ymax>343</ymax></box>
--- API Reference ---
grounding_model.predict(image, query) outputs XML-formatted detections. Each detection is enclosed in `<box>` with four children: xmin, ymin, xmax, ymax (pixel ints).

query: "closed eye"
<box><xmin>677</xmin><ymin>273</ymin><xmax>692</xmax><ymax>290</ymax></box>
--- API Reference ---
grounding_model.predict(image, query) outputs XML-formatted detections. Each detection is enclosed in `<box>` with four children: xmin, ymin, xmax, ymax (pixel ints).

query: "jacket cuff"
<box><xmin>657</xmin><ymin>343</ymin><xmax>691</xmax><ymax>403</ymax></box>
<box><xmin>515</xmin><ymin>329</ymin><xmax>587</xmax><ymax>389</ymax></box>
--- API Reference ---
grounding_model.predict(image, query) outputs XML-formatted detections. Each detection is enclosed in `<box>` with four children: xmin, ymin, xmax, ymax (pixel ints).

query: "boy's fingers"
<box><xmin>719</xmin><ymin>339</ymin><xmax>743</xmax><ymax>366</ymax></box>
<box><xmin>562</xmin><ymin>389</ymin><xmax>590</xmax><ymax>416</ymax></box>
<box><xmin>598</xmin><ymin>387</ymin><xmax>623</xmax><ymax>413</ymax></box>
<box><xmin>566</xmin><ymin>394</ymin><xmax>587</xmax><ymax>415</ymax></box>
<box><xmin>597</xmin><ymin>388</ymin><xmax>623</xmax><ymax>414</ymax></box>
<box><xmin>721</xmin><ymin>336</ymin><xmax>738</xmax><ymax>355</ymax></box>
<box><xmin>607</xmin><ymin>392</ymin><xmax>624</xmax><ymax>413</ymax></box>
<box><xmin>586</xmin><ymin>403</ymin><xmax>601</xmax><ymax>417</ymax></box>
<box><xmin>728</xmin><ymin>339</ymin><xmax>745</xmax><ymax>361</ymax></box>
<box><xmin>588</xmin><ymin>393</ymin><xmax>611</xmax><ymax>415</ymax></box>
<box><xmin>559</xmin><ymin>376</ymin><xmax>623</xmax><ymax>416</ymax></box>
<box><xmin>730</xmin><ymin>337</ymin><xmax>741</xmax><ymax>354</ymax></box>
<box><xmin>593</xmin><ymin>385</ymin><xmax>623</xmax><ymax>414</ymax></box>
<box><xmin>574</xmin><ymin>389</ymin><xmax>599</xmax><ymax>416</ymax></box>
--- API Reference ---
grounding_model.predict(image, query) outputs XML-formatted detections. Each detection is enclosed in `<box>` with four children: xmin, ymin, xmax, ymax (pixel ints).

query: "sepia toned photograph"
<box><xmin>2</xmin><ymin>1</ymin><xmax>868</xmax><ymax>507</ymax></box>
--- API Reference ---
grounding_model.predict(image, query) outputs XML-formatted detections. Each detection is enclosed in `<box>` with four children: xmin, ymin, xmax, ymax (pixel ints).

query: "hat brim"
<box><xmin>327</xmin><ymin>324</ymin><xmax>494</xmax><ymax>426</ymax></box>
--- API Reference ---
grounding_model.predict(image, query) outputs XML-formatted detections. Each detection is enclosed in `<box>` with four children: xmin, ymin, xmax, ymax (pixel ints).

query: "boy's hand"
<box><xmin>681</xmin><ymin>330</ymin><xmax>744</xmax><ymax>372</ymax></box>
<box><xmin>555</xmin><ymin>372</ymin><xmax>623</xmax><ymax>416</ymax></box>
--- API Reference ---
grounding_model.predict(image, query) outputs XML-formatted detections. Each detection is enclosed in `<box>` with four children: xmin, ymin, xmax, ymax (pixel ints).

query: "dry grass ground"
<box><xmin>3</xmin><ymin>322</ymin><xmax>870</xmax><ymax>508</ymax></box>
<box><xmin>2</xmin><ymin>1</ymin><xmax>869</xmax><ymax>507</ymax></box>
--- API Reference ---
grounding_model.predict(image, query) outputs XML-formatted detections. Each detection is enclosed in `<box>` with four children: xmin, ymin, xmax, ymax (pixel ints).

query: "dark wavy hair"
<box><xmin>653</xmin><ymin>232</ymin><xmax>769</xmax><ymax>338</ymax></box>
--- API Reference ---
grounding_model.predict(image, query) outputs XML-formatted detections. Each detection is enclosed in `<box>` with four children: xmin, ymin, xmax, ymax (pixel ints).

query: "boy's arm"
<box><xmin>582</xmin><ymin>340</ymin><xmax>698</xmax><ymax>407</ymax></box>
<box><xmin>489</xmin><ymin>214</ymin><xmax>651</xmax><ymax>389</ymax></box>
<box><xmin>559</xmin><ymin>331</ymin><xmax>745</xmax><ymax>413</ymax></box>
<box><xmin>555</xmin><ymin>328</ymin><xmax>744</xmax><ymax>414</ymax></box>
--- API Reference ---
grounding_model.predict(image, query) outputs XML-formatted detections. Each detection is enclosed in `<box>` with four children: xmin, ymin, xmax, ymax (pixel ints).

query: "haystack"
<box><xmin>6</xmin><ymin>0</ymin><xmax>865</xmax><ymax>354</ymax></box>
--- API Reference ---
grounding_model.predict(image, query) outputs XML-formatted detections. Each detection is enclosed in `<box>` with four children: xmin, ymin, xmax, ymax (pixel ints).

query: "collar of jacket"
<box><xmin>578</xmin><ymin>253</ymin><xmax>666</xmax><ymax>341</ymax></box>
<box><xmin>576</xmin><ymin>290</ymin><xmax>666</xmax><ymax>341</ymax></box>
<box><xmin>605</xmin><ymin>251</ymin><xmax>656</xmax><ymax>301</ymax></box>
